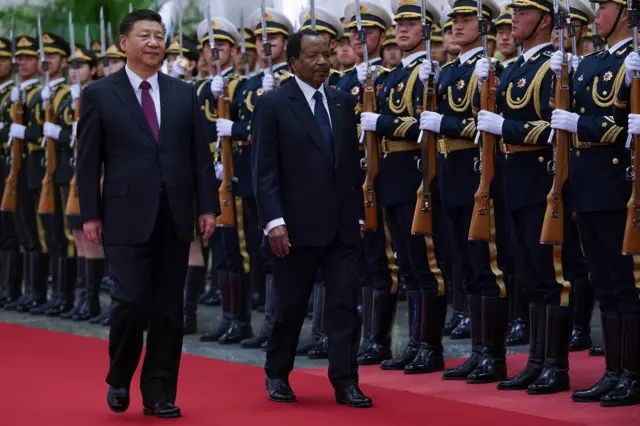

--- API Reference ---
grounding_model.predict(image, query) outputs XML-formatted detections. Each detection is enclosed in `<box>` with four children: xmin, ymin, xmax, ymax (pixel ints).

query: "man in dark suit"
<box><xmin>77</xmin><ymin>10</ymin><xmax>219</xmax><ymax>418</ymax></box>
<box><xmin>252</xmin><ymin>30</ymin><xmax>371</xmax><ymax>408</ymax></box>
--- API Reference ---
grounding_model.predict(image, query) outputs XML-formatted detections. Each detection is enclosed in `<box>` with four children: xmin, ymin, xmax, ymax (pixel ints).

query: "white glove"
<box><xmin>70</xmin><ymin>84</ymin><xmax>81</xmax><ymax>110</ymax></box>
<box><xmin>210</xmin><ymin>75</ymin><xmax>224</xmax><ymax>99</ymax></box>
<box><xmin>0</xmin><ymin>123</ymin><xmax>4</xmax><ymax>131</ymax></box>
<box><xmin>477</xmin><ymin>110</ymin><xmax>504</xmax><ymax>136</ymax></box>
<box><xmin>10</xmin><ymin>86</ymin><xmax>19</xmax><ymax>104</ymax></box>
<box><xmin>9</xmin><ymin>123</ymin><xmax>26</xmax><ymax>140</ymax></box>
<box><xmin>625</xmin><ymin>52</ymin><xmax>640</xmax><ymax>86</ymax></box>
<box><xmin>419</xmin><ymin>111</ymin><xmax>443</xmax><ymax>134</ymax></box>
<box><xmin>71</xmin><ymin>122</ymin><xmax>78</xmax><ymax>139</ymax></box>
<box><xmin>550</xmin><ymin>51</ymin><xmax>575</xmax><ymax>76</ymax></box>
<box><xmin>171</xmin><ymin>60</ymin><xmax>187</xmax><ymax>78</ymax></box>
<box><xmin>41</xmin><ymin>85</ymin><xmax>51</xmax><ymax>103</ymax></box>
<box><xmin>419</xmin><ymin>60</ymin><xmax>440</xmax><ymax>84</ymax></box>
<box><xmin>360</xmin><ymin>112</ymin><xmax>380</xmax><ymax>132</ymax></box>
<box><xmin>262</xmin><ymin>72</ymin><xmax>275</xmax><ymax>92</ymax></box>
<box><xmin>215</xmin><ymin>163</ymin><xmax>224</xmax><ymax>181</ymax></box>
<box><xmin>572</xmin><ymin>55</ymin><xmax>581</xmax><ymax>72</ymax></box>
<box><xmin>356</xmin><ymin>63</ymin><xmax>378</xmax><ymax>86</ymax></box>
<box><xmin>629</xmin><ymin>114</ymin><xmax>640</xmax><ymax>136</ymax></box>
<box><xmin>216</xmin><ymin>118</ymin><xmax>233</xmax><ymax>137</ymax></box>
<box><xmin>474</xmin><ymin>58</ymin><xmax>496</xmax><ymax>82</ymax></box>
<box><xmin>43</xmin><ymin>122</ymin><xmax>62</xmax><ymax>140</ymax></box>
<box><xmin>551</xmin><ymin>109</ymin><xmax>579</xmax><ymax>133</ymax></box>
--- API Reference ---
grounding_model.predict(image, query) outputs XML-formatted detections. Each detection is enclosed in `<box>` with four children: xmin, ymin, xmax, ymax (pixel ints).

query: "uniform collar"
<box><xmin>458</xmin><ymin>47</ymin><xmax>483</xmax><ymax>66</ymax></box>
<box><xmin>402</xmin><ymin>51</ymin><xmax>426</xmax><ymax>68</ymax></box>
<box><xmin>49</xmin><ymin>77</ymin><xmax>66</xmax><ymax>88</ymax></box>
<box><xmin>125</xmin><ymin>64</ymin><xmax>159</xmax><ymax>92</ymax></box>
<box><xmin>221</xmin><ymin>66</ymin><xmax>234</xmax><ymax>77</ymax></box>
<box><xmin>608</xmin><ymin>37</ymin><xmax>633</xmax><ymax>54</ymax></box>
<box><xmin>522</xmin><ymin>42</ymin><xmax>552</xmax><ymax>64</ymax></box>
<box><xmin>20</xmin><ymin>78</ymin><xmax>40</xmax><ymax>90</ymax></box>
<box><xmin>502</xmin><ymin>56</ymin><xmax>518</xmax><ymax>66</ymax></box>
<box><xmin>273</xmin><ymin>61</ymin><xmax>288</xmax><ymax>73</ymax></box>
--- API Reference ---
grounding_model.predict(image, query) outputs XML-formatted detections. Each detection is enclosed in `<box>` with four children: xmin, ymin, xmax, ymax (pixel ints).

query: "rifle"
<box><xmin>622</xmin><ymin>0</ymin><xmax>640</xmax><ymax>254</ymax></box>
<box><xmin>37</xmin><ymin>14</ymin><xmax>57</xmax><ymax>215</ymax></box>
<box><xmin>411</xmin><ymin>0</ymin><xmax>437</xmax><ymax>236</ymax></box>
<box><xmin>1</xmin><ymin>18</ymin><xmax>22</xmax><ymax>212</ymax></box>
<box><xmin>207</xmin><ymin>5</ymin><xmax>235</xmax><ymax>227</ymax></box>
<box><xmin>66</xmin><ymin>11</ymin><xmax>81</xmax><ymax>217</ymax></box>
<box><xmin>261</xmin><ymin>0</ymin><xmax>278</xmax><ymax>89</ymax></box>
<box><xmin>240</xmin><ymin>11</ymin><xmax>250</xmax><ymax>76</ymax></box>
<box><xmin>540</xmin><ymin>0</ymin><xmax>570</xmax><ymax>246</ymax></box>
<box><xmin>468</xmin><ymin>0</ymin><xmax>498</xmax><ymax>241</ymax></box>
<box><xmin>354</xmin><ymin>0</ymin><xmax>379</xmax><ymax>231</ymax></box>
<box><xmin>100</xmin><ymin>8</ymin><xmax>110</xmax><ymax>77</ymax></box>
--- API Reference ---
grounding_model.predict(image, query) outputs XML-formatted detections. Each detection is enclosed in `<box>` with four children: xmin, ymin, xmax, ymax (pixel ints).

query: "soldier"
<box><xmin>29</xmin><ymin>33</ymin><xmax>77</xmax><ymax>319</ymax></box>
<box><xmin>419</xmin><ymin>0</ymin><xmax>509</xmax><ymax>384</ymax></box>
<box><xmin>582</xmin><ymin>28</ymin><xmax>596</xmax><ymax>54</ymax></box>
<box><xmin>381</xmin><ymin>26</ymin><xmax>402</xmax><ymax>68</ymax></box>
<box><xmin>336</xmin><ymin>0</ymin><xmax>395</xmax><ymax>366</ymax></box>
<box><xmin>551</xmin><ymin>0</ymin><xmax>640</xmax><ymax>406</ymax></box>
<box><xmin>431</xmin><ymin>21</ymin><xmax>446</xmax><ymax>65</ymax></box>
<box><xmin>475</xmin><ymin>0</ymin><xmax>574</xmax><ymax>395</ymax></box>
<box><xmin>336</xmin><ymin>18</ymin><xmax>358</xmax><ymax>70</ymax></box>
<box><xmin>91</xmin><ymin>40</ymin><xmax>105</xmax><ymax>78</ymax></box>
<box><xmin>0</xmin><ymin>37</ymin><xmax>21</xmax><ymax>309</ymax></box>
<box><xmin>223</xmin><ymin>8</ymin><xmax>295</xmax><ymax>350</ymax></box>
<box><xmin>360</xmin><ymin>0</ymin><xmax>448</xmax><ymax>375</ymax></box>
<box><xmin>196</xmin><ymin>46</ymin><xmax>211</xmax><ymax>82</ymax></box>
<box><xmin>442</xmin><ymin>14</ymin><xmax>461</xmax><ymax>64</ymax></box>
<box><xmin>495</xmin><ymin>5</ymin><xmax>519</xmax><ymax>65</ymax></box>
<box><xmin>298</xmin><ymin>7</ymin><xmax>345</xmax><ymax>88</ymax></box>
<box><xmin>5</xmin><ymin>35</ymin><xmax>47</xmax><ymax>313</ymax></box>
<box><xmin>195</xmin><ymin>15</ymin><xmax>249</xmax><ymax>344</ymax></box>
<box><xmin>165</xmin><ymin>35</ymin><xmax>200</xmax><ymax>82</ymax></box>
<box><xmin>234</xmin><ymin>28</ymin><xmax>259</xmax><ymax>77</ymax></box>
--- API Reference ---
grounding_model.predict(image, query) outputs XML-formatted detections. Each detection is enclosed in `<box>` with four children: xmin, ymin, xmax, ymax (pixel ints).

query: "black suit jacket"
<box><xmin>77</xmin><ymin>68</ymin><xmax>219</xmax><ymax>245</ymax></box>
<box><xmin>251</xmin><ymin>79</ymin><xmax>364</xmax><ymax>248</ymax></box>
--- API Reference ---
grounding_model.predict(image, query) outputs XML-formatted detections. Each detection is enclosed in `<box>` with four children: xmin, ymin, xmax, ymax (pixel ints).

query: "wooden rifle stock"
<box><xmin>411</xmin><ymin>73</ymin><xmax>438</xmax><ymax>236</ymax></box>
<box><xmin>468</xmin><ymin>66</ymin><xmax>497</xmax><ymax>241</ymax></box>
<box><xmin>1</xmin><ymin>100</ymin><xmax>24</xmax><ymax>212</ymax></box>
<box><xmin>65</xmin><ymin>98</ymin><xmax>81</xmax><ymax>216</ymax></box>
<box><xmin>38</xmin><ymin>102</ymin><xmax>57</xmax><ymax>214</ymax></box>
<box><xmin>362</xmin><ymin>73</ymin><xmax>379</xmax><ymax>231</ymax></box>
<box><xmin>622</xmin><ymin>76</ymin><xmax>640</xmax><ymax>254</ymax></box>
<box><xmin>540</xmin><ymin>62</ymin><xmax>570</xmax><ymax>246</ymax></box>
<box><xmin>216</xmin><ymin>85</ymin><xmax>235</xmax><ymax>227</ymax></box>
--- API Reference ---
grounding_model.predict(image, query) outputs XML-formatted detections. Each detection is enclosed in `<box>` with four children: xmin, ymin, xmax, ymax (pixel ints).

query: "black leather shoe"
<box><xmin>589</xmin><ymin>346</ymin><xmax>605</xmax><ymax>357</ymax></box>
<box><xmin>143</xmin><ymin>402</ymin><xmax>181</xmax><ymax>418</ymax></box>
<box><xmin>335</xmin><ymin>385</ymin><xmax>372</xmax><ymax>408</ymax></box>
<box><xmin>106</xmin><ymin>387</ymin><xmax>129</xmax><ymax>413</ymax></box>
<box><xmin>265</xmin><ymin>377</ymin><xmax>296</xmax><ymax>402</ymax></box>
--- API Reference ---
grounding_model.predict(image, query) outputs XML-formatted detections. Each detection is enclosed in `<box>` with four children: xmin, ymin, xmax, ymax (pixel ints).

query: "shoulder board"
<box><xmin>583</xmin><ymin>51</ymin><xmax>600</xmax><ymax>58</ymax></box>
<box><xmin>407</xmin><ymin>57</ymin><xmax>424</xmax><ymax>68</ymax></box>
<box><xmin>378</xmin><ymin>66</ymin><xmax>391</xmax><ymax>74</ymax></box>
<box><xmin>442</xmin><ymin>60</ymin><xmax>456</xmax><ymax>69</ymax></box>
<box><xmin>53</xmin><ymin>86</ymin><xmax>71</xmax><ymax>113</ymax></box>
<box><xmin>343</xmin><ymin>66</ymin><xmax>354</xmax><ymax>73</ymax></box>
<box><xmin>615</xmin><ymin>45</ymin><xmax>630</xmax><ymax>56</ymax></box>
<box><xmin>278</xmin><ymin>70</ymin><xmax>294</xmax><ymax>80</ymax></box>
<box><xmin>543</xmin><ymin>51</ymin><xmax>553</xmax><ymax>57</ymax></box>
<box><xmin>330</xmin><ymin>69</ymin><xmax>343</xmax><ymax>76</ymax></box>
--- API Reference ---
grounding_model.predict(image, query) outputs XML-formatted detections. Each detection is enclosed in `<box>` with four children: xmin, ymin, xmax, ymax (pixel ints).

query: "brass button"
<box><xmin>576</xmin><ymin>150</ymin><xmax>581</xmax><ymax>157</ymax></box>
<box><xmin>580</xmin><ymin>107</ymin><xmax>585</xmax><ymax>113</ymax></box>
<box><xmin>473</xmin><ymin>156</ymin><xmax>479</xmax><ymax>162</ymax></box>
<box><xmin>442</xmin><ymin>95</ymin><xmax>446</xmax><ymax>99</ymax></box>
<box><xmin>501</xmin><ymin>91</ymin><xmax>506</xmax><ymax>96</ymax></box>
<box><xmin>613</xmin><ymin>158</ymin><xmax>619</xmax><ymax>165</ymax></box>
<box><xmin>586</xmin><ymin>86</ymin><xmax>591</xmax><ymax>91</ymax></box>
<box><xmin>538</xmin><ymin>156</ymin><xmax>544</xmax><ymax>163</ymax></box>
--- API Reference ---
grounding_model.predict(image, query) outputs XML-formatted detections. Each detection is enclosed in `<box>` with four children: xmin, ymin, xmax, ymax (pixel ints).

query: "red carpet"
<box><xmin>0</xmin><ymin>323</ymin><xmax>636</xmax><ymax>425</ymax></box>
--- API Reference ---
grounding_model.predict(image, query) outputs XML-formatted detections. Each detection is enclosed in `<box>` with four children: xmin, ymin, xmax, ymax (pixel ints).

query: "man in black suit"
<box><xmin>77</xmin><ymin>10</ymin><xmax>219</xmax><ymax>418</ymax></box>
<box><xmin>252</xmin><ymin>30</ymin><xmax>371</xmax><ymax>408</ymax></box>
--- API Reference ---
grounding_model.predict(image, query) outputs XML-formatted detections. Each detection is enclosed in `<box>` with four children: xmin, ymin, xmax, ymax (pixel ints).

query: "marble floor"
<box><xmin>0</xmin><ymin>294</ymin><xmax>602</xmax><ymax>369</ymax></box>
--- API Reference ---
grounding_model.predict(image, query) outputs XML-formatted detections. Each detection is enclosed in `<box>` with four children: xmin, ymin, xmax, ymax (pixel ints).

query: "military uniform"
<box><xmin>568</xmin><ymin>1</ymin><xmax>639</xmax><ymax>403</ymax></box>
<box><xmin>336</xmin><ymin>1</ymin><xmax>396</xmax><ymax>366</ymax></box>
<box><xmin>165</xmin><ymin>36</ymin><xmax>200</xmax><ymax>83</ymax></box>
<box><xmin>0</xmin><ymin>37</ymin><xmax>21</xmax><ymax>309</ymax></box>
<box><xmin>364</xmin><ymin>0</ymin><xmax>447</xmax><ymax>375</ymax></box>
<box><xmin>30</xmin><ymin>33</ymin><xmax>77</xmax><ymax>318</ymax></box>
<box><xmin>4</xmin><ymin>36</ymin><xmax>48</xmax><ymax>313</ymax></box>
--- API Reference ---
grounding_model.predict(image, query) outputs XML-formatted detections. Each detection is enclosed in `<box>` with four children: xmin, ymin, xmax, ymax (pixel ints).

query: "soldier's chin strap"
<box><xmin>603</xmin><ymin>4</ymin><xmax>626</xmax><ymax>41</ymax></box>
<box><xmin>521</xmin><ymin>11</ymin><xmax>548</xmax><ymax>41</ymax></box>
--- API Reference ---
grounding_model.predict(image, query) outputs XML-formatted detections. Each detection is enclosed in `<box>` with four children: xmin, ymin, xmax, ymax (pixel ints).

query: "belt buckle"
<box><xmin>381</xmin><ymin>138</ymin><xmax>390</xmax><ymax>156</ymax></box>
<box><xmin>438</xmin><ymin>139</ymin><xmax>449</xmax><ymax>158</ymax></box>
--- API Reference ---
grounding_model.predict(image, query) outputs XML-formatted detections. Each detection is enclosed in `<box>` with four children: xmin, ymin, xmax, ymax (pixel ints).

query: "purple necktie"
<box><xmin>140</xmin><ymin>80</ymin><xmax>159</xmax><ymax>141</ymax></box>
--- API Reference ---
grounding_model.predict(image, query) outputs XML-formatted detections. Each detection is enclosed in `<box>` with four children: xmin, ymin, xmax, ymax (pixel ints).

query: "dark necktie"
<box><xmin>140</xmin><ymin>80</ymin><xmax>159</xmax><ymax>141</ymax></box>
<box><xmin>514</xmin><ymin>55</ymin><xmax>526</xmax><ymax>67</ymax></box>
<box><xmin>313</xmin><ymin>91</ymin><xmax>333</xmax><ymax>156</ymax></box>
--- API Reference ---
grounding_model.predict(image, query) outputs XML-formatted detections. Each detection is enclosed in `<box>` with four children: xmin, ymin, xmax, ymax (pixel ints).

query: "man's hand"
<box><xmin>268</xmin><ymin>225</ymin><xmax>290</xmax><ymax>257</ymax></box>
<box><xmin>199</xmin><ymin>213</ymin><xmax>216</xmax><ymax>244</ymax></box>
<box><xmin>83</xmin><ymin>219</ymin><xmax>103</xmax><ymax>245</ymax></box>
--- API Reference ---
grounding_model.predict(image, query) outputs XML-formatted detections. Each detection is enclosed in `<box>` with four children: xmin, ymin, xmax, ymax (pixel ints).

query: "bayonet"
<box><xmin>129</xmin><ymin>3</ymin><xmax>133</xmax><ymax>13</ymax></box>
<box><xmin>37</xmin><ymin>13</ymin><xmax>49</xmax><ymax>92</ymax></box>
<box><xmin>260</xmin><ymin>0</ymin><xmax>273</xmax><ymax>74</ymax></box>
<box><xmin>100</xmin><ymin>7</ymin><xmax>109</xmax><ymax>76</ymax></box>
<box><xmin>565</xmin><ymin>0</ymin><xmax>578</xmax><ymax>59</ymax></box>
<box><xmin>8</xmin><ymin>17</ymin><xmax>19</xmax><ymax>146</ymax></box>
<box><xmin>85</xmin><ymin>25</ymin><xmax>90</xmax><ymax>52</ymax></box>
<box><xmin>108</xmin><ymin>21</ymin><xmax>113</xmax><ymax>47</ymax></box>
<box><xmin>206</xmin><ymin>3</ymin><xmax>222</xmax><ymax>76</ymax></box>
<box><xmin>310</xmin><ymin>0</ymin><xmax>316</xmax><ymax>32</ymax></box>
<box><xmin>68</xmin><ymin>12</ymin><xmax>80</xmax><ymax>87</ymax></box>
<box><xmin>240</xmin><ymin>11</ymin><xmax>250</xmax><ymax>76</ymax></box>
<box><xmin>178</xmin><ymin>6</ymin><xmax>184</xmax><ymax>58</ymax></box>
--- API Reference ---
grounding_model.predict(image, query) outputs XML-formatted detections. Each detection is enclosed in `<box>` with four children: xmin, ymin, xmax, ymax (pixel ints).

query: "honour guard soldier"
<box><xmin>5</xmin><ymin>35</ymin><xmax>47</xmax><ymax>313</ymax></box>
<box><xmin>381</xmin><ymin>26</ymin><xmax>402</xmax><ymax>68</ymax></box>
<box><xmin>336</xmin><ymin>0</ymin><xmax>396</xmax><ymax>366</ymax></box>
<box><xmin>582</xmin><ymin>27</ymin><xmax>597</xmax><ymax>54</ymax></box>
<box><xmin>555</xmin><ymin>0</ymin><xmax>640</xmax><ymax>406</ymax></box>
<box><xmin>442</xmin><ymin>15</ymin><xmax>461</xmax><ymax>72</ymax></box>
<box><xmin>431</xmin><ymin>21</ymin><xmax>447</xmax><ymax>65</ymax></box>
<box><xmin>475</xmin><ymin>0</ymin><xmax>574</xmax><ymax>395</ymax></box>
<box><xmin>194</xmin><ymin>16</ymin><xmax>250</xmax><ymax>342</ymax></box>
<box><xmin>91</xmin><ymin>40</ymin><xmax>105</xmax><ymax>78</ymax></box>
<box><xmin>298</xmin><ymin>7</ymin><xmax>345</xmax><ymax>88</ymax></box>
<box><xmin>234</xmin><ymin>28</ymin><xmax>259</xmax><ymax>77</ymax></box>
<box><xmin>360</xmin><ymin>0</ymin><xmax>447</xmax><ymax>375</ymax></box>
<box><xmin>232</xmin><ymin>8</ymin><xmax>295</xmax><ymax>350</ymax></box>
<box><xmin>495</xmin><ymin>4</ymin><xmax>519</xmax><ymax>66</ymax></box>
<box><xmin>105</xmin><ymin>42</ymin><xmax>127</xmax><ymax>73</ymax></box>
<box><xmin>0</xmin><ymin>37</ymin><xmax>21</xmax><ymax>309</ymax></box>
<box><xmin>420</xmin><ymin>0</ymin><xmax>510</xmax><ymax>384</ymax></box>
<box><xmin>31</xmin><ymin>32</ymin><xmax>77</xmax><ymax>318</ymax></box>
<box><xmin>165</xmin><ymin>36</ymin><xmax>200</xmax><ymax>82</ymax></box>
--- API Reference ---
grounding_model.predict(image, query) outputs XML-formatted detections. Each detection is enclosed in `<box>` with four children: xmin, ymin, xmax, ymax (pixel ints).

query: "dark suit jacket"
<box><xmin>251</xmin><ymin>79</ymin><xmax>364</xmax><ymax>248</ymax></box>
<box><xmin>77</xmin><ymin>68</ymin><xmax>219</xmax><ymax>245</ymax></box>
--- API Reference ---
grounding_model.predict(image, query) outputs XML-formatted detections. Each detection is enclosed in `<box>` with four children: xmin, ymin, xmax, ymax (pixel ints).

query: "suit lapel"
<box><xmin>111</xmin><ymin>68</ymin><xmax>157</xmax><ymax>146</ymax></box>
<box><xmin>326</xmin><ymin>87</ymin><xmax>342</xmax><ymax>170</ymax></box>
<box><xmin>288</xmin><ymin>81</ymin><xmax>333</xmax><ymax>162</ymax></box>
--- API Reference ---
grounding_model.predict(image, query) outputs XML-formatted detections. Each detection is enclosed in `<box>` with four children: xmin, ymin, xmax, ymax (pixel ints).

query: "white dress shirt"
<box><xmin>125</xmin><ymin>64</ymin><xmax>161</xmax><ymax>126</ymax></box>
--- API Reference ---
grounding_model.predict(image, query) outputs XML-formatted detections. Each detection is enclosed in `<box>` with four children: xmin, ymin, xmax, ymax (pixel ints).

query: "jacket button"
<box><xmin>576</xmin><ymin>150</ymin><xmax>581</xmax><ymax>157</ymax></box>
<box><xmin>580</xmin><ymin>107</ymin><xmax>585</xmax><ymax>113</ymax></box>
<box><xmin>538</xmin><ymin>156</ymin><xmax>544</xmax><ymax>163</ymax></box>
<box><xmin>613</xmin><ymin>158</ymin><xmax>619</xmax><ymax>165</ymax></box>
